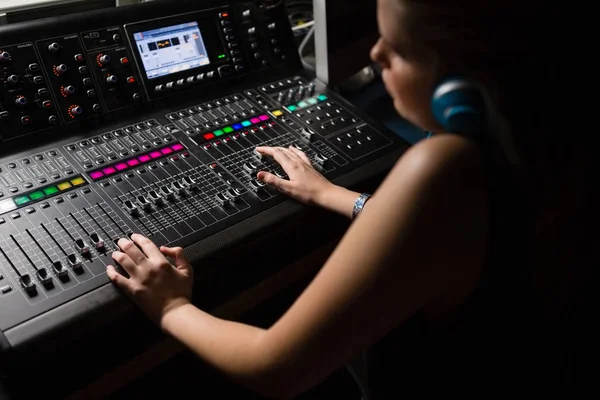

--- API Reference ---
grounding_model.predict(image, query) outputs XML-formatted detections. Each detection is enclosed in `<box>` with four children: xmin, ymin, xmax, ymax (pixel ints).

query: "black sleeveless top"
<box><xmin>367</xmin><ymin>139</ymin><xmax>534</xmax><ymax>397</ymax></box>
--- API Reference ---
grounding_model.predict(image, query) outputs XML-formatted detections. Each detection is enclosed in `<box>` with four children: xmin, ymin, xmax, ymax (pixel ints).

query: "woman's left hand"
<box><xmin>106</xmin><ymin>233</ymin><xmax>194</xmax><ymax>326</ymax></box>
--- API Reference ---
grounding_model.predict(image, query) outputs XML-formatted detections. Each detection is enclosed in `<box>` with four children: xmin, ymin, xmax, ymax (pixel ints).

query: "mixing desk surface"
<box><xmin>0</xmin><ymin>0</ymin><xmax>408</xmax><ymax>373</ymax></box>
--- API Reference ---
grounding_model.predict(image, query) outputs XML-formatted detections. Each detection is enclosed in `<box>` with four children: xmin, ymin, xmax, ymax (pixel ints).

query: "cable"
<box><xmin>292</xmin><ymin>20</ymin><xmax>314</xmax><ymax>31</ymax></box>
<box><xmin>298</xmin><ymin>24</ymin><xmax>315</xmax><ymax>72</ymax></box>
<box><xmin>345</xmin><ymin>350</ymin><xmax>371</xmax><ymax>399</ymax></box>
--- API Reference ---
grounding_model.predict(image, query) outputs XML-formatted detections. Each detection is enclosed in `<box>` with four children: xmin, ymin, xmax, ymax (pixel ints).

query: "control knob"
<box><xmin>0</xmin><ymin>51</ymin><xmax>10</xmax><ymax>63</ymax></box>
<box><xmin>297</xmin><ymin>86</ymin><xmax>306</xmax><ymax>98</ymax></box>
<box><xmin>6</xmin><ymin>74</ymin><xmax>19</xmax><ymax>85</ymax></box>
<box><xmin>48</xmin><ymin>42</ymin><xmax>60</xmax><ymax>52</ymax></box>
<box><xmin>14</xmin><ymin>96</ymin><xmax>27</xmax><ymax>107</ymax></box>
<box><xmin>68</xmin><ymin>105</ymin><xmax>83</xmax><ymax>117</ymax></box>
<box><xmin>106</xmin><ymin>75</ymin><xmax>118</xmax><ymax>84</ymax></box>
<box><xmin>62</xmin><ymin>85</ymin><xmax>76</xmax><ymax>96</ymax></box>
<box><xmin>55</xmin><ymin>64</ymin><xmax>68</xmax><ymax>75</ymax></box>
<box><xmin>98</xmin><ymin>54</ymin><xmax>111</xmax><ymax>65</ymax></box>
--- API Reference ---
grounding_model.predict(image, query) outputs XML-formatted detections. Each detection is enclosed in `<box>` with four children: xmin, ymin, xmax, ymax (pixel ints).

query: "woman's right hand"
<box><xmin>254</xmin><ymin>146</ymin><xmax>337</xmax><ymax>207</ymax></box>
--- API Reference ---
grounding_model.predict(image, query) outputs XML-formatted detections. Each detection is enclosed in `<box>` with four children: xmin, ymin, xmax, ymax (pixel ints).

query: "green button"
<box><xmin>286</xmin><ymin>105</ymin><xmax>297</xmax><ymax>111</ymax></box>
<box><xmin>14</xmin><ymin>196</ymin><xmax>30</xmax><ymax>206</ymax></box>
<box><xmin>43</xmin><ymin>186</ymin><xmax>59</xmax><ymax>196</ymax></box>
<box><xmin>308</xmin><ymin>98</ymin><xmax>318</xmax><ymax>104</ymax></box>
<box><xmin>318</xmin><ymin>94</ymin><xmax>328</xmax><ymax>101</ymax></box>
<box><xmin>241</xmin><ymin>120</ymin><xmax>252</xmax><ymax>127</ymax></box>
<box><xmin>29</xmin><ymin>191</ymin><xmax>45</xmax><ymax>201</ymax></box>
<box><xmin>223</xmin><ymin>126</ymin><xmax>234</xmax><ymax>133</ymax></box>
<box><xmin>213</xmin><ymin>129</ymin><xmax>224</xmax><ymax>136</ymax></box>
<box><xmin>297</xmin><ymin>101</ymin><xmax>308</xmax><ymax>108</ymax></box>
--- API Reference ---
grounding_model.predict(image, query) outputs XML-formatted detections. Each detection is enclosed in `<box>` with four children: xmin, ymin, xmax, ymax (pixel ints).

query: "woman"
<box><xmin>107</xmin><ymin>0</ymin><xmax>585</xmax><ymax>397</ymax></box>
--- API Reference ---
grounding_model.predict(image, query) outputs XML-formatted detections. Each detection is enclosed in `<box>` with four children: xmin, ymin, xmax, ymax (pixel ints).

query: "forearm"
<box><xmin>318</xmin><ymin>185</ymin><xmax>372</xmax><ymax>219</ymax></box>
<box><xmin>160</xmin><ymin>303</ymin><xmax>277</xmax><ymax>393</ymax></box>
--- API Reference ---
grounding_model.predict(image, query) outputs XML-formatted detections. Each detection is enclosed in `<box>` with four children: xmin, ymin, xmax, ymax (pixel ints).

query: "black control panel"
<box><xmin>0</xmin><ymin>0</ymin><xmax>408</xmax><ymax>375</ymax></box>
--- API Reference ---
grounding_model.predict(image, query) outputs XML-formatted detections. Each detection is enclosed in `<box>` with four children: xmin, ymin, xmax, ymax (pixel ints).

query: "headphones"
<box><xmin>430</xmin><ymin>76</ymin><xmax>522</xmax><ymax>167</ymax></box>
<box><xmin>430</xmin><ymin>76</ymin><xmax>488</xmax><ymax>138</ymax></box>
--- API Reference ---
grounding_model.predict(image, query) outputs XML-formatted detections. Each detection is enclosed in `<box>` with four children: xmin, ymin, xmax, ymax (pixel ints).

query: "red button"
<box><xmin>120</xmin><ymin>57</ymin><xmax>129</xmax><ymax>65</ymax></box>
<box><xmin>43</xmin><ymin>101</ymin><xmax>53</xmax><ymax>109</ymax></box>
<box><xmin>74</xmin><ymin>54</ymin><xmax>84</xmax><ymax>62</ymax></box>
<box><xmin>127</xmin><ymin>76</ymin><xmax>135</xmax><ymax>84</ymax></box>
<box><xmin>203</xmin><ymin>133</ymin><xmax>215</xmax><ymax>140</ymax></box>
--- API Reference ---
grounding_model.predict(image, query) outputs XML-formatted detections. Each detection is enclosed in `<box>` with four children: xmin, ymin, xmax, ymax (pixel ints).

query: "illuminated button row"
<box><xmin>88</xmin><ymin>143</ymin><xmax>186</xmax><ymax>181</ymax></box>
<box><xmin>201</xmin><ymin>114</ymin><xmax>270</xmax><ymax>141</ymax></box>
<box><xmin>285</xmin><ymin>94</ymin><xmax>328</xmax><ymax>112</ymax></box>
<box><xmin>0</xmin><ymin>176</ymin><xmax>87</xmax><ymax>215</ymax></box>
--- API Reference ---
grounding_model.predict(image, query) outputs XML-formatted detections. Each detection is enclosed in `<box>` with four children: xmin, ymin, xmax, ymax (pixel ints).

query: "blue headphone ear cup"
<box><xmin>431</xmin><ymin>78</ymin><xmax>487</xmax><ymax>136</ymax></box>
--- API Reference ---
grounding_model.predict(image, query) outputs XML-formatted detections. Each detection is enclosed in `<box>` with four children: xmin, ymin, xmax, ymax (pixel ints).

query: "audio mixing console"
<box><xmin>0</xmin><ymin>0</ymin><xmax>408</xmax><ymax>378</ymax></box>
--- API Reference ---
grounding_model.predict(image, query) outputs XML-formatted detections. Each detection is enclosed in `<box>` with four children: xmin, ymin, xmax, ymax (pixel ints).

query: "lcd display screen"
<box><xmin>133</xmin><ymin>21</ymin><xmax>211</xmax><ymax>80</ymax></box>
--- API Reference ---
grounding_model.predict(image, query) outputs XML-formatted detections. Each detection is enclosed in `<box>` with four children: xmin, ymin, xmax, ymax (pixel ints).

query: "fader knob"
<box><xmin>19</xmin><ymin>274</ymin><xmax>37</xmax><ymax>295</ymax></box>
<box><xmin>52</xmin><ymin>261</ymin><xmax>69</xmax><ymax>280</ymax></box>
<box><xmin>0</xmin><ymin>51</ymin><xmax>10</xmax><ymax>62</ymax></box>
<box><xmin>67</xmin><ymin>254</ymin><xmax>83</xmax><ymax>272</ymax></box>
<box><xmin>90</xmin><ymin>233</ymin><xmax>105</xmax><ymax>249</ymax></box>
<box><xmin>48</xmin><ymin>42</ymin><xmax>60</xmax><ymax>52</ymax></box>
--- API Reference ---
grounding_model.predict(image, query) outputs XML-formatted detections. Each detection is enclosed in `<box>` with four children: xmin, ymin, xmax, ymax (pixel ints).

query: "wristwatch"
<box><xmin>352</xmin><ymin>193</ymin><xmax>371</xmax><ymax>220</ymax></box>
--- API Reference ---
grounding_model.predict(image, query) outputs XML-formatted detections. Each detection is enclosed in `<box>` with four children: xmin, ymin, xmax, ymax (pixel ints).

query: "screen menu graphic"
<box><xmin>133</xmin><ymin>22</ymin><xmax>211</xmax><ymax>80</ymax></box>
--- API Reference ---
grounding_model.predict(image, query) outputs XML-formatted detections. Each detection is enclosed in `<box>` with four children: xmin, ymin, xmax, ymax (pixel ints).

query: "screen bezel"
<box><xmin>123</xmin><ymin>7</ymin><xmax>230</xmax><ymax>97</ymax></box>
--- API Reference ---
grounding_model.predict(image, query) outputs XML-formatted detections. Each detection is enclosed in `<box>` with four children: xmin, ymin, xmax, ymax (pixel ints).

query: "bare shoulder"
<box><xmin>391</xmin><ymin>133</ymin><xmax>484</xmax><ymax>187</ymax></box>
<box><xmin>374</xmin><ymin>134</ymin><xmax>489</xmax><ymax>308</ymax></box>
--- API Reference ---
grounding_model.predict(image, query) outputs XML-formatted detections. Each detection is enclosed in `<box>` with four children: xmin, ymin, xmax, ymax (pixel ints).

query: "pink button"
<box><xmin>259</xmin><ymin>115</ymin><xmax>269</xmax><ymax>121</ymax></box>
<box><xmin>115</xmin><ymin>163</ymin><xmax>128</xmax><ymax>171</ymax></box>
<box><xmin>161</xmin><ymin>147</ymin><xmax>173</xmax><ymax>155</ymax></box>
<box><xmin>102</xmin><ymin>167</ymin><xmax>116</xmax><ymax>175</ymax></box>
<box><xmin>171</xmin><ymin>143</ymin><xmax>184</xmax><ymax>151</ymax></box>
<box><xmin>250</xmin><ymin>117</ymin><xmax>260</xmax><ymax>124</ymax></box>
<box><xmin>127</xmin><ymin>159</ymin><xmax>140</xmax><ymax>167</ymax></box>
<box><xmin>149</xmin><ymin>151</ymin><xmax>162</xmax><ymax>158</ymax></box>
<box><xmin>138</xmin><ymin>154</ymin><xmax>151</xmax><ymax>163</ymax></box>
<box><xmin>90</xmin><ymin>171</ymin><xmax>104</xmax><ymax>180</ymax></box>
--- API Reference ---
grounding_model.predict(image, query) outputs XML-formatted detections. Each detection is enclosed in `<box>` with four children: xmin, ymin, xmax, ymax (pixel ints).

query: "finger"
<box><xmin>256</xmin><ymin>171</ymin><xmax>291</xmax><ymax>192</ymax></box>
<box><xmin>111</xmin><ymin>250</ymin><xmax>139</xmax><ymax>277</ymax></box>
<box><xmin>130</xmin><ymin>233</ymin><xmax>164</xmax><ymax>260</ymax></box>
<box><xmin>288</xmin><ymin>146</ymin><xmax>311</xmax><ymax>165</ymax></box>
<box><xmin>117</xmin><ymin>237</ymin><xmax>147</xmax><ymax>265</ymax></box>
<box><xmin>256</xmin><ymin>147</ymin><xmax>296</xmax><ymax>170</ymax></box>
<box><xmin>160</xmin><ymin>246</ymin><xmax>192</xmax><ymax>274</ymax></box>
<box><xmin>106</xmin><ymin>265</ymin><xmax>133</xmax><ymax>292</ymax></box>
